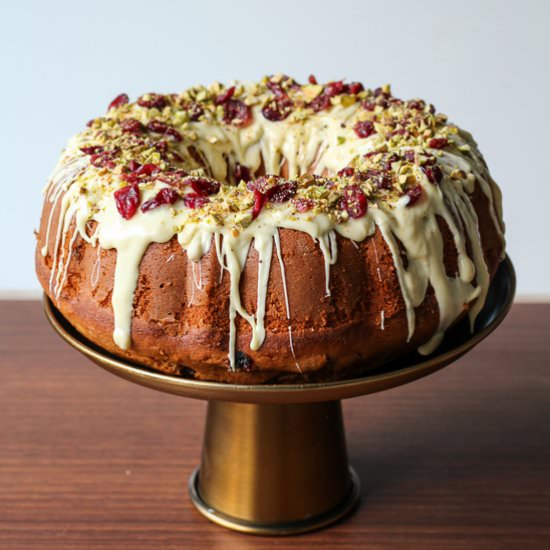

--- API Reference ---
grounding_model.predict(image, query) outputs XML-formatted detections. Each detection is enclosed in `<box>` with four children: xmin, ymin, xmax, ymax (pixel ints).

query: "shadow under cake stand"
<box><xmin>44</xmin><ymin>256</ymin><xmax>515</xmax><ymax>536</ymax></box>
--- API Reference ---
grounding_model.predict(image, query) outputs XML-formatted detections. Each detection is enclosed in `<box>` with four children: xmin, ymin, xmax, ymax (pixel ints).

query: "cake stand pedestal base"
<box><xmin>188</xmin><ymin>400</ymin><xmax>360</xmax><ymax>535</ymax></box>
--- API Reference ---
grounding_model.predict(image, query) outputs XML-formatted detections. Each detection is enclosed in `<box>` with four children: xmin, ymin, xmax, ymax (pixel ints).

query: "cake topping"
<box><xmin>42</xmin><ymin>76</ymin><xmax>505</xmax><ymax>371</ymax></box>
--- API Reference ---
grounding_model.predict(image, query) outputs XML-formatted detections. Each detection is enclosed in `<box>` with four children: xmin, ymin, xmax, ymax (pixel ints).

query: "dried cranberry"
<box><xmin>353</xmin><ymin>120</ymin><xmax>376</xmax><ymax>138</ymax></box>
<box><xmin>308</xmin><ymin>74</ymin><xmax>318</xmax><ymax>85</ymax></box>
<box><xmin>347</xmin><ymin>82</ymin><xmax>364</xmax><ymax>95</ymax></box>
<box><xmin>120</xmin><ymin>118</ymin><xmax>143</xmax><ymax>134</ymax></box>
<box><xmin>90</xmin><ymin>150</ymin><xmax>117</xmax><ymax>169</ymax></box>
<box><xmin>165</xmin><ymin>127</ymin><xmax>182</xmax><ymax>141</ymax></box>
<box><xmin>325</xmin><ymin>80</ymin><xmax>345</xmax><ymax>97</ymax></box>
<box><xmin>147</xmin><ymin>120</ymin><xmax>182</xmax><ymax>141</ymax></box>
<box><xmin>137</xmin><ymin>93</ymin><xmax>167</xmax><ymax>110</ymax></box>
<box><xmin>114</xmin><ymin>182</ymin><xmax>140</xmax><ymax>219</ymax></box>
<box><xmin>141</xmin><ymin>187</ymin><xmax>180</xmax><ymax>212</ymax></box>
<box><xmin>108</xmin><ymin>93</ymin><xmax>129</xmax><ymax>111</ymax></box>
<box><xmin>337</xmin><ymin>167</ymin><xmax>355</xmax><ymax>177</ymax></box>
<box><xmin>136</xmin><ymin>163</ymin><xmax>160</xmax><ymax>177</ymax></box>
<box><xmin>125</xmin><ymin>160</ymin><xmax>141</xmax><ymax>173</ymax></box>
<box><xmin>223</xmin><ymin>99</ymin><xmax>252</xmax><ymax>127</ymax></box>
<box><xmin>361</xmin><ymin>100</ymin><xmax>376</xmax><ymax>111</ymax></box>
<box><xmin>266</xmin><ymin>181</ymin><xmax>297</xmax><ymax>203</ymax></box>
<box><xmin>370</xmin><ymin>172</ymin><xmax>393</xmax><ymax>190</ymax></box>
<box><xmin>235</xmin><ymin>351</ymin><xmax>253</xmax><ymax>371</ymax></box>
<box><xmin>407</xmin><ymin>100</ymin><xmax>425</xmax><ymax>110</ymax></box>
<box><xmin>187</xmin><ymin>102</ymin><xmax>204</xmax><ymax>121</ymax></box>
<box><xmin>80</xmin><ymin>145</ymin><xmax>104</xmax><ymax>155</ymax></box>
<box><xmin>308</xmin><ymin>92</ymin><xmax>331</xmax><ymax>113</ymax></box>
<box><xmin>404</xmin><ymin>150</ymin><xmax>416</xmax><ymax>163</ymax></box>
<box><xmin>406</xmin><ymin>185</ymin><xmax>423</xmax><ymax>207</ymax></box>
<box><xmin>266</xmin><ymin>80</ymin><xmax>289</xmax><ymax>100</ymax></box>
<box><xmin>261</xmin><ymin>99</ymin><xmax>292</xmax><ymax>121</ymax></box>
<box><xmin>421</xmin><ymin>165</ymin><xmax>443</xmax><ymax>184</ymax></box>
<box><xmin>428</xmin><ymin>137</ymin><xmax>448</xmax><ymax>149</ymax></box>
<box><xmin>341</xmin><ymin>186</ymin><xmax>367</xmax><ymax>218</ymax></box>
<box><xmin>183</xmin><ymin>194</ymin><xmax>209</xmax><ymax>209</ymax></box>
<box><xmin>147</xmin><ymin>119</ymin><xmax>168</xmax><ymax>133</ymax></box>
<box><xmin>234</xmin><ymin>162</ymin><xmax>251</xmax><ymax>183</ymax></box>
<box><xmin>252</xmin><ymin>189</ymin><xmax>268</xmax><ymax>219</ymax></box>
<box><xmin>215</xmin><ymin>86</ymin><xmax>235</xmax><ymax>105</ymax></box>
<box><xmin>156</xmin><ymin>169</ymin><xmax>189</xmax><ymax>188</ymax></box>
<box><xmin>183</xmin><ymin>177</ymin><xmax>220</xmax><ymax>196</ymax></box>
<box><xmin>292</xmin><ymin>197</ymin><xmax>315</xmax><ymax>213</ymax></box>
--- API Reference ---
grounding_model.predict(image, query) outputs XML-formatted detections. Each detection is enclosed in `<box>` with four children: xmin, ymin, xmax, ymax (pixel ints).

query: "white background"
<box><xmin>2</xmin><ymin>0</ymin><xmax>549</xmax><ymax>297</ymax></box>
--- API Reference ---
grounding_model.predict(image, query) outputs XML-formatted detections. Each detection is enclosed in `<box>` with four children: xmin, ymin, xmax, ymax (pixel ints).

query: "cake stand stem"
<box><xmin>189</xmin><ymin>399</ymin><xmax>360</xmax><ymax>535</ymax></box>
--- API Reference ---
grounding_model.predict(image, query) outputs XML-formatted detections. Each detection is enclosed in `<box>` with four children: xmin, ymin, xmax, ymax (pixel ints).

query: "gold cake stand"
<box><xmin>44</xmin><ymin>256</ymin><xmax>515</xmax><ymax>536</ymax></box>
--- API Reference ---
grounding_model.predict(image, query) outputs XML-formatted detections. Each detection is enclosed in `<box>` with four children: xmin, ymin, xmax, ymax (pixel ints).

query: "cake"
<box><xmin>35</xmin><ymin>75</ymin><xmax>505</xmax><ymax>383</ymax></box>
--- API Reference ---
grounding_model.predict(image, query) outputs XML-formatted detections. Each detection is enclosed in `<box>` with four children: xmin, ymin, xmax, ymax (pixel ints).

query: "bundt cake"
<box><xmin>35</xmin><ymin>75</ymin><xmax>505</xmax><ymax>383</ymax></box>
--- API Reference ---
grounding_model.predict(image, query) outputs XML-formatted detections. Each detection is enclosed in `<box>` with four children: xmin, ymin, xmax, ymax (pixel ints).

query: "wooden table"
<box><xmin>1</xmin><ymin>301</ymin><xmax>549</xmax><ymax>549</ymax></box>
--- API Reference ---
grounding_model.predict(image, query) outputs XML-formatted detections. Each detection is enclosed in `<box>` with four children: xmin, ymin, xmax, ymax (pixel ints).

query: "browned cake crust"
<box><xmin>36</xmin><ymin>181</ymin><xmax>503</xmax><ymax>384</ymax></box>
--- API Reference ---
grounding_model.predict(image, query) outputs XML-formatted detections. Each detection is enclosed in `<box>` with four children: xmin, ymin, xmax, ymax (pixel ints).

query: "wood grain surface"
<box><xmin>1</xmin><ymin>301</ymin><xmax>549</xmax><ymax>549</ymax></box>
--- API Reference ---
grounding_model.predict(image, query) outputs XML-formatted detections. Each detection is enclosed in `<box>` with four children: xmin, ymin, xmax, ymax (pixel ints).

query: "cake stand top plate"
<box><xmin>44</xmin><ymin>256</ymin><xmax>515</xmax><ymax>404</ymax></box>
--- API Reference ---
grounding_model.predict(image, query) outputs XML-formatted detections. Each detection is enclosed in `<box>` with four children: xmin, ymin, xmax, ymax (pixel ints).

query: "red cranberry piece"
<box><xmin>120</xmin><ymin>118</ymin><xmax>143</xmax><ymax>134</ymax></box>
<box><xmin>325</xmin><ymin>80</ymin><xmax>345</xmax><ymax>97</ymax></box>
<box><xmin>341</xmin><ymin>186</ymin><xmax>367</xmax><ymax>218</ymax></box>
<box><xmin>404</xmin><ymin>150</ymin><xmax>416</xmax><ymax>163</ymax></box>
<box><xmin>183</xmin><ymin>177</ymin><xmax>220</xmax><ymax>196</ymax></box>
<box><xmin>266</xmin><ymin>181</ymin><xmax>297</xmax><ymax>203</ymax></box>
<box><xmin>406</xmin><ymin>185</ymin><xmax>423</xmax><ymax>207</ymax></box>
<box><xmin>183</xmin><ymin>194</ymin><xmax>209</xmax><ymax>209</ymax></box>
<box><xmin>235</xmin><ymin>351</ymin><xmax>253</xmax><ymax>371</ymax></box>
<box><xmin>361</xmin><ymin>100</ymin><xmax>376</xmax><ymax>111</ymax></box>
<box><xmin>223</xmin><ymin>99</ymin><xmax>252</xmax><ymax>127</ymax></box>
<box><xmin>187</xmin><ymin>102</ymin><xmax>204</xmax><ymax>121</ymax></box>
<box><xmin>407</xmin><ymin>100</ymin><xmax>425</xmax><ymax>110</ymax></box>
<box><xmin>348</xmin><ymin>82</ymin><xmax>364</xmax><ymax>95</ymax></box>
<box><xmin>428</xmin><ymin>137</ymin><xmax>448</xmax><ymax>149</ymax></box>
<box><xmin>308</xmin><ymin>92</ymin><xmax>331</xmax><ymax>113</ymax></box>
<box><xmin>252</xmin><ymin>189</ymin><xmax>268</xmax><ymax>219</ymax></box>
<box><xmin>90</xmin><ymin>150</ymin><xmax>117</xmax><ymax>169</ymax></box>
<box><xmin>353</xmin><ymin>120</ymin><xmax>376</xmax><ymax>138</ymax></box>
<box><xmin>381</xmin><ymin>153</ymin><xmax>399</xmax><ymax>171</ymax></box>
<box><xmin>215</xmin><ymin>86</ymin><xmax>235</xmax><ymax>105</ymax></box>
<box><xmin>80</xmin><ymin>145</ymin><xmax>104</xmax><ymax>155</ymax></box>
<box><xmin>114</xmin><ymin>182</ymin><xmax>140</xmax><ymax>219</ymax></box>
<box><xmin>147</xmin><ymin>120</ymin><xmax>182</xmax><ymax>141</ymax></box>
<box><xmin>126</xmin><ymin>160</ymin><xmax>141</xmax><ymax>172</ymax></box>
<box><xmin>266</xmin><ymin>80</ymin><xmax>290</xmax><ymax>100</ymax></box>
<box><xmin>421</xmin><ymin>165</ymin><xmax>443</xmax><ymax>184</ymax></box>
<box><xmin>137</xmin><ymin>93</ymin><xmax>167</xmax><ymax>110</ymax></box>
<box><xmin>165</xmin><ymin>127</ymin><xmax>182</xmax><ymax>141</ymax></box>
<box><xmin>292</xmin><ymin>197</ymin><xmax>315</xmax><ymax>213</ymax></box>
<box><xmin>337</xmin><ymin>167</ymin><xmax>355</xmax><ymax>177</ymax></box>
<box><xmin>147</xmin><ymin>119</ymin><xmax>168</xmax><ymax>133</ymax></box>
<box><xmin>108</xmin><ymin>93</ymin><xmax>129</xmax><ymax>111</ymax></box>
<box><xmin>308</xmin><ymin>74</ymin><xmax>318</xmax><ymax>85</ymax></box>
<box><xmin>156</xmin><ymin>169</ymin><xmax>189</xmax><ymax>188</ymax></box>
<box><xmin>234</xmin><ymin>162</ymin><xmax>251</xmax><ymax>183</ymax></box>
<box><xmin>141</xmin><ymin>187</ymin><xmax>180</xmax><ymax>212</ymax></box>
<box><xmin>136</xmin><ymin>163</ymin><xmax>160</xmax><ymax>177</ymax></box>
<box><xmin>261</xmin><ymin>100</ymin><xmax>292</xmax><ymax>121</ymax></box>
